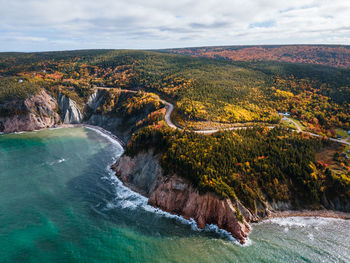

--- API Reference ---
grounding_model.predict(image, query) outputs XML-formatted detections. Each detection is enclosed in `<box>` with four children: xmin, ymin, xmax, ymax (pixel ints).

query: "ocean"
<box><xmin>0</xmin><ymin>127</ymin><xmax>349</xmax><ymax>263</ymax></box>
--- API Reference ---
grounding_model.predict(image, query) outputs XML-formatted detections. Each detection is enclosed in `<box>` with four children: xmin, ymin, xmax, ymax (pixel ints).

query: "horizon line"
<box><xmin>1</xmin><ymin>43</ymin><xmax>350</xmax><ymax>54</ymax></box>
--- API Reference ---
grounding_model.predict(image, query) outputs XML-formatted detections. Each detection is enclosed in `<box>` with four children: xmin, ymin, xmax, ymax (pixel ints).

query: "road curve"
<box><xmin>96</xmin><ymin>87</ymin><xmax>350</xmax><ymax>146</ymax></box>
<box><xmin>283</xmin><ymin>117</ymin><xmax>302</xmax><ymax>132</ymax></box>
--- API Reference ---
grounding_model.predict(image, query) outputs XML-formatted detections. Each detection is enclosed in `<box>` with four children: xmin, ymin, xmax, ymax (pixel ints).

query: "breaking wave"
<box><xmin>85</xmin><ymin>126</ymin><xmax>124</xmax><ymax>151</ymax></box>
<box><xmin>48</xmin><ymin>158</ymin><xmax>66</xmax><ymax>166</ymax></box>
<box><xmin>261</xmin><ymin>216</ymin><xmax>345</xmax><ymax>228</ymax></box>
<box><xmin>101</xmin><ymin>164</ymin><xmax>246</xmax><ymax>245</ymax></box>
<box><xmin>87</xmin><ymin>126</ymin><xmax>249</xmax><ymax>245</ymax></box>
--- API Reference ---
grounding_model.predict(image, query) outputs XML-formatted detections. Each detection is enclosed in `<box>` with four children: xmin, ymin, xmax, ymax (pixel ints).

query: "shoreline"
<box><xmin>55</xmin><ymin>123</ymin><xmax>126</xmax><ymax>148</ymax></box>
<box><xmin>0</xmin><ymin>123</ymin><xmax>126</xmax><ymax>149</ymax></box>
<box><xmin>2</xmin><ymin>124</ymin><xmax>349</xmax><ymax>236</ymax></box>
<box><xmin>263</xmin><ymin>210</ymin><xmax>350</xmax><ymax>221</ymax></box>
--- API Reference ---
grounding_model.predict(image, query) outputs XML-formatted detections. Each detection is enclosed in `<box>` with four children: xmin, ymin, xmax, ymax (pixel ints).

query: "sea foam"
<box><xmin>262</xmin><ymin>216</ymin><xmax>344</xmax><ymax>228</ymax></box>
<box><xmin>102</xmin><ymin>163</ymin><xmax>246</xmax><ymax>245</ymax></box>
<box><xmin>85</xmin><ymin>126</ymin><xmax>124</xmax><ymax>152</ymax></box>
<box><xmin>48</xmin><ymin>158</ymin><xmax>66</xmax><ymax>166</ymax></box>
<box><xmin>88</xmin><ymin>125</ymin><xmax>248</xmax><ymax>245</ymax></box>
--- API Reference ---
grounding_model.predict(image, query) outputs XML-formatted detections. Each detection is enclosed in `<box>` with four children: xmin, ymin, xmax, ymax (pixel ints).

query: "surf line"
<box><xmin>84</xmin><ymin>125</ymin><xmax>248</xmax><ymax>246</ymax></box>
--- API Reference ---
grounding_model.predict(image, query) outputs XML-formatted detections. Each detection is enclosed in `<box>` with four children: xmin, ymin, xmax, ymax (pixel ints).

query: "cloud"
<box><xmin>0</xmin><ymin>0</ymin><xmax>349</xmax><ymax>51</ymax></box>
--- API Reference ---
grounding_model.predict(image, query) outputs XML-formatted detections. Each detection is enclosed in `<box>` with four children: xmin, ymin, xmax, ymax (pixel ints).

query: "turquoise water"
<box><xmin>0</xmin><ymin>128</ymin><xmax>349</xmax><ymax>263</ymax></box>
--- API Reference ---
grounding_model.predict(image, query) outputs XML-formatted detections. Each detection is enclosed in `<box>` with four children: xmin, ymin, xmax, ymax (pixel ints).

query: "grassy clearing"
<box><xmin>336</xmin><ymin>128</ymin><xmax>349</xmax><ymax>138</ymax></box>
<box><xmin>281</xmin><ymin>119</ymin><xmax>297</xmax><ymax>130</ymax></box>
<box><xmin>281</xmin><ymin>117</ymin><xmax>305</xmax><ymax>131</ymax></box>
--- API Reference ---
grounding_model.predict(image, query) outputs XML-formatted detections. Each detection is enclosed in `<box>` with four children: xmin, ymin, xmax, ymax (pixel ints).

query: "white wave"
<box><xmin>262</xmin><ymin>217</ymin><xmax>343</xmax><ymax>228</ymax></box>
<box><xmin>85</xmin><ymin>126</ymin><xmax>124</xmax><ymax>152</ymax></box>
<box><xmin>205</xmin><ymin>224</ymin><xmax>252</xmax><ymax>245</ymax></box>
<box><xmin>4</xmin><ymin>129</ymin><xmax>42</xmax><ymax>136</ymax></box>
<box><xmin>48</xmin><ymin>127</ymin><xmax>63</xmax><ymax>130</ymax></box>
<box><xmin>102</xmin><ymin>164</ymin><xmax>247</xmax><ymax>245</ymax></box>
<box><xmin>48</xmin><ymin>158</ymin><xmax>66</xmax><ymax>166</ymax></box>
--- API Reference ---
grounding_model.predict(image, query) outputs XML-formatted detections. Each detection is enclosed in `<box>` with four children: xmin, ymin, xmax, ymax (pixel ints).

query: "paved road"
<box><xmin>159</xmin><ymin>98</ymin><xmax>178</xmax><ymax>130</ymax></box>
<box><xmin>96</xmin><ymin>87</ymin><xmax>350</xmax><ymax>146</ymax></box>
<box><xmin>283</xmin><ymin>117</ymin><xmax>350</xmax><ymax>146</ymax></box>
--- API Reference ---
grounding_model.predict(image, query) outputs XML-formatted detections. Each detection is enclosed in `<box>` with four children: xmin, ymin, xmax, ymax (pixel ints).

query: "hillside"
<box><xmin>1</xmin><ymin>50</ymin><xmax>349</xmax><ymax>134</ymax></box>
<box><xmin>165</xmin><ymin>45</ymin><xmax>350</xmax><ymax>69</ymax></box>
<box><xmin>125</xmin><ymin>125</ymin><xmax>350</xmax><ymax>212</ymax></box>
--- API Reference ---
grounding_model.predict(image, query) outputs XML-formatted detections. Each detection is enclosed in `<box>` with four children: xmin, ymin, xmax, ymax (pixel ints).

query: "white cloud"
<box><xmin>0</xmin><ymin>0</ymin><xmax>349</xmax><ymax>51</ymax></box>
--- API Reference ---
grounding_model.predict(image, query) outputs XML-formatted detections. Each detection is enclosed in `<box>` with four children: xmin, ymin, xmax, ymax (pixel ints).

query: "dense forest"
<box><xmin>165</xmin><ymin>45</ymin><xmax>350</xmax><ymax>68</ymax></box>
<box><xmin>0</xmin><ymin>49</ymin><xmax>349</xmax><ymax>134</ymax></box>
<box><xmin>126</xmin><ymin>126</ymin><xmax>350</xmax><ymax>212</ymax></box>
<box><xmin>0</xmin><ymin>77</ymin><xmax>42</xmax><ymax>103</ymax></box>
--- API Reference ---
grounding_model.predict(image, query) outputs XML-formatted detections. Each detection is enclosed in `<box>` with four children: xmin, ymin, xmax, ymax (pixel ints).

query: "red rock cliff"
<box><xmin>112</xmin><ymin>150</ymin><xmax>255</xmax><ymax>244</ymax></box>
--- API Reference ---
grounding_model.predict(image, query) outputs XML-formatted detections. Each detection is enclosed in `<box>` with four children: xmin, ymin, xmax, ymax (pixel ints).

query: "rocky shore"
<box><xmin>111</xmin><ymin>150</ymin><xmax>255</xmax><ymax>244</ymax></box>
<box><xmin>111</xmin><ymin>148</ymin><xmax>350</xmax><ymax>244</ymax></box>
<box><xmin>2</xmin><ymin>87</ymin><xmax>349</xmax><ymax>245</ymax></box>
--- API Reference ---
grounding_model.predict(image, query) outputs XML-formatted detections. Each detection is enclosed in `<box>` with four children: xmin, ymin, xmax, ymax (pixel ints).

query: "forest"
<box><xmin>0</xmin><ymin>77</ymin><xmax>42</xmax><ymax>103</ymax></box>
<box><xmin>0</xmin><ymin>49</ymin><xmax>349</xmax><ymax>135</ymax></box>
<box><xmin>126</xmin><ymin>125</ymin><xmax>350</xmax><ymax>212</ymax></box>
<box><xmin>165</xmin><ymin>45</ymin><xmax>350</xmax><ymax>68</ymax></box>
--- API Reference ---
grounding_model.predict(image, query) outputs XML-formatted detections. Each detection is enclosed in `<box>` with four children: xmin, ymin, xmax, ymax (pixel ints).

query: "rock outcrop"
<box><xmin>112</xmin><ymin>150</ymin><xmax>254</xmax><ymax>244</ymax></box>
<box><xmin>0</xmin><ymin>89</ymin><xmax>60</xmax><ymax>133</ymax></box>
<box><xmin>86</xmin><ymin>89</ymin><xmax>105</xmax><ymax>112</ymax></box>
<box><xmin>112</xmin><ymin>150</ymin><xmax>163</xmax><ymax>196</ymax></box>
<box><xmin>58</xmin><ymin>94</ymin><xmax>83</xmax><ymax>124</ymax></box>
<box><xmin>85</xmin><ymin>90</ymin><xmax>128</xmax><ymax>141</ymax></box>
<box><xmin>148</xmin><ymin>175</ymin><xmax>252</xmax><ymax>243</ymax></box>
<box><xmin>85</xmin><ymin>89</ymin><xmax>162</xmax><ymax>143</ymax></box>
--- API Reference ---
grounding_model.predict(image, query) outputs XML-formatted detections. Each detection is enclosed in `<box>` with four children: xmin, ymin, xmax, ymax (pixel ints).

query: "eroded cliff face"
<box><xmin>85</xmin><ymin>89</ymin><xmax>163</xmax><ymax>143</ymax></box>
<box><xmin>112</xmin><ymin>150</ymin><xmax>255</xmax><ymax>244</ymax></box>
<box><xmin>0</xmin><ymin>89</ymin><xmax>60</xmax><ymax>133</ymax></box>
<box><xmin>58</xmin><ymin>94</ymin><xmax>83</xmax><ymax>124</ymax></box>
<box><xmin>86</xmin><ymin>89</ymin><xmax>105</xmax><ymax>112</ymax></box>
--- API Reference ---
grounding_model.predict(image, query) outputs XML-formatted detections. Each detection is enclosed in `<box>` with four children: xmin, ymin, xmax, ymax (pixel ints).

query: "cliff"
<box><xmin>0</xmin><ymin>89</ymin><xmax>60</xmax><ymax>133</ymax></box>
<box><xmin>0</xmin><ymin>88</ymin><xmax>162</xmax><ymax>145</ymax></box>
<box><xmin>112</xmin><ymin>149</ymin><xmax>257</xmax><ymax>244</ymax></box>
<box><xmin>85</xmin><ymin>89</ymin><xmax>165</xmax><ymax>143</ymax></box>
<box><xmin>58</xmin><ymin>94</ymin><xmax>83</xmax><ymax>124</ymax></box>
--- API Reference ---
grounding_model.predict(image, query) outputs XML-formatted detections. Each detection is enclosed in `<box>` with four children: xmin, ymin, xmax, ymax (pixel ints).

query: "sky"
<box><xmin>0</xmin><ymin>0</ymin><xmax>350</xmax><ymax>52</ymax></box>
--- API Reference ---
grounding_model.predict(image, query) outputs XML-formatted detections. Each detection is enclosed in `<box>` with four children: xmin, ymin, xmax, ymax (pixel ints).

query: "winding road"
<box><xmin>283</xmin><ymin>116</ymin><xmax>350</xmax><ymax>146</ymax></box>
<box><xmin>97</xmin><ymin>87</ymin><xmax>350</xmax><ymax>146</ymax></box>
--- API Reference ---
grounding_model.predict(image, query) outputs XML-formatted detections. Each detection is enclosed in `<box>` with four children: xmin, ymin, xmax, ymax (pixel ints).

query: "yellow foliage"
<box><xmin>275</xmin><ymin>89</ymin><xmax>294</xmax><ymax>98</ymax></box>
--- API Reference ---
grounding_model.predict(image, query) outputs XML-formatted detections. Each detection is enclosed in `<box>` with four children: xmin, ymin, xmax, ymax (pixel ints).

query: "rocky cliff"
<box><xmin>0</xmin><ymin>89</ymin><xmax>60</xmax><ymax>133</ymax></box>
<box><xmin>86</xmin><ymin>89</ymin><xmax>105</xmax><ymax>112</ymax></box>
<box><xmin>85</xmin><ymin>89</ymin><xmax>164</xmax><ymax>143</ymax></box>
<box><xmin>58</xmin><ymin>94</ymin><xmax>83</xmax><ymax>124</ymax></box>
<box><xmin>0</xmin><ymin>88</ymin><xmax>161</xmax><ymax>144</ymax></box>
<box><xmin>112</xmin><ymin>149</ymin><xmax>257</xmax><ymax>244</ymax></box>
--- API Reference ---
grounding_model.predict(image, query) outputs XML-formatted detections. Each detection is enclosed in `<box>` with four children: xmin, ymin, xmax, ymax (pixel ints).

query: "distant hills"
<box><xmin>165</xmin><ymin>45</ymin><xmax>350</xmax><ymax>69</ymax></box>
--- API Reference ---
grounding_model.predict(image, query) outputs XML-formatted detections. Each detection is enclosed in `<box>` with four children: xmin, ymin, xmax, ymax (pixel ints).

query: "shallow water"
<box><xmin>0</xmin><ymin>128</ymin><xmax>349</xmax><ymax>263</ymax></box>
